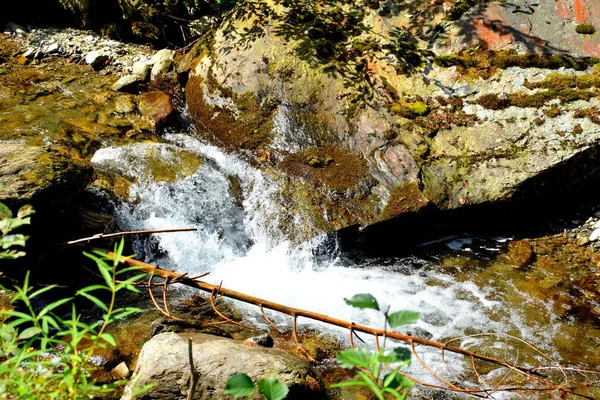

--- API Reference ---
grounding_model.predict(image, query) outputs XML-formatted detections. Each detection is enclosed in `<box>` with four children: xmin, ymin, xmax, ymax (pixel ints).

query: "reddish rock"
<box><xmin>137</xmin><ymin>91</ymin><xmax>173</xmax><ymax>129</ymax></box>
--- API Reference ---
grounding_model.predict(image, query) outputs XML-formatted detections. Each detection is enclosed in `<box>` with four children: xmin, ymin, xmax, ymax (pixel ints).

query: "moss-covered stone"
<box><xmin>434</xmin><ymin>49</ymin><xmax>599</xmax><ymax>75</ymax></box>
<box><xmin>281</xmin><ymin>145</ymin><xmax>369</xmax><ymax>191</ymax></box>
<box><xmin>185</xmin><ymin>75</ymin><xmax>275</xmax><ymax>151</ymax></box>
<box><xmin>474</xmin><ymin>87</ymin><xmax>594</xmax><ymax>110</ymax></box>
<box><xmin>380</xmin><ymin>182</ymin><xmax>429</xmax><ymax>220</ymax></box>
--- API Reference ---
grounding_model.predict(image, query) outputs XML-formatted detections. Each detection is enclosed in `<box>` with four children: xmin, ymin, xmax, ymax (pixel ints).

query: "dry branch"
<box><xmin>64</xmin><ymin>228</ymin><xmax>197</xmax><ymax>245</ymax></box>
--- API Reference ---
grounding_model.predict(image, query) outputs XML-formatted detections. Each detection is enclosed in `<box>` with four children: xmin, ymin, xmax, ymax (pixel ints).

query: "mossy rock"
<box><xmin>381</xmin><ymin>181</ymin><xmax>430</xmax><ymax>220</ymax></box>
<box><xmin>0</xmin><ymin>143</ymin><xmax>91</xmax><ymax>209</ymax></box>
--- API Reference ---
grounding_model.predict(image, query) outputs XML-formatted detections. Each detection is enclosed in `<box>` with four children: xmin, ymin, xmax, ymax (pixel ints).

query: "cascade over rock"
<box><xmin>185</xmin><ymin>0</ymin><xmax>600</xmax><ymax>247</ymax></box>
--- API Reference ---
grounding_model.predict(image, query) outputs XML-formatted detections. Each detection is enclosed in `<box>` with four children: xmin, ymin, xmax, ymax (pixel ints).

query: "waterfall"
<box><xmin>90</xmin><ymin>133</ymin><xmax>564</xmax><ymax>391</ymax></box>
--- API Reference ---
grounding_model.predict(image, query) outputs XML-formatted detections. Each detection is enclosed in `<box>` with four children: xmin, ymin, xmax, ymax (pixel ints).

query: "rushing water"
<box><xmin>90</xmin><ymin>131</ymin><xmax>600</xmax><ymax>397</ymax></box>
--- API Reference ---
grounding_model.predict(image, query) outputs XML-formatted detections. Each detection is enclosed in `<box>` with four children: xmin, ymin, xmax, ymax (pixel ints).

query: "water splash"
<box><xmin>91</xmin><ymin>134</ymin><xmax>574</xmax><ymax>391</ymax></box>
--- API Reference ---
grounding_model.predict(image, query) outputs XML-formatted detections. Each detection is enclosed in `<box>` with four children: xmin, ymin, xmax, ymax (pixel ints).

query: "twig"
<box><xmin>187</xmin><ymin>338</ymin><xmax>199</xmax><ymax>400</ymax></box>
<box><xmin>64</xmin><ymin>228</ymin><xmax>197</xmax><ymax>245</ymax></box>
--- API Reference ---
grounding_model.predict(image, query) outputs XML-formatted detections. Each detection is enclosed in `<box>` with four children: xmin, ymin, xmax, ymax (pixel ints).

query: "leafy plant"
<box><xmin>331</xmin><ymin>293</ymin><xmax>419</xmax><ymax>399</ymax></box>
<box><xmin>225</xmin><ymin>373</ymin><xmax>289</xmax><ymax>400</ymax></box>
<box><xmin>0</xmin><ymin>196</ymin><xmax>34</xmax><ymax>260</ymax></box>
<box><xmin>0</xmin><ymin>238</ymin><xmax>148</xmax><ymax>399</ymax></box>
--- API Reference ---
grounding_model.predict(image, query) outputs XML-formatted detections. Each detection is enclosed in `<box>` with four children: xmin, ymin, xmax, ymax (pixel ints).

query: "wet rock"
<box><xmin>121</xmin><ymin>332</ymin><xmax>324</xmax><ymax>400</ymax></box>
<box><xmin>243</xmin><ymin>333</ymin><xmax>274</xmax><ymax>348</ymax></box>
<box><xmin>137</xmin><ymin>91</ymin><xmax>173</xmax><ymax>129</ymax></box>
<box><xmin>4</xmin><ymin>22</ymin><xmax>27</xmax><ymax>36</ymax></box>
<box><xmin>184</xmin><ymin>1</ymin><xmax>600</xmax><ymax>245</ymax></box>
<box><xmin>150</xmin><ymin>49</ymin><xmax>174</xmax><ymax>81</ymax></box>
<box><xmin>114</xmin><ymin>94</ymin><xmax>137</xmax><ymax>113</ymax></box>
<box><xmin>85</xmin><ymin>50</ymin><xmax>108</xmax><ymax>68</ymax></box>
<box><xmin>0</xmin><ymin>143</ymin><xmax>92</xmax><ymax>209</ymax></box>
<box><xmin>132</xmin><ymin>61</ymin><xmax>150</xmax><ymax>81</ymax></box>
<box><xmin>505</xmin><ymin>240</ymin><xmax>534</xmax><ymax>269</ymax></box>
<box><xmin>112</xmin><ymin>74</ymin><xmax>143</xmax><ymax>91</ymax></box>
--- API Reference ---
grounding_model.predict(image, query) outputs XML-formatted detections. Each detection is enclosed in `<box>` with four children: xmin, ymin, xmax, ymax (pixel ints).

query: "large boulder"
<box><xmin>0</xmin><ymin>143</ymin><xmax>92</xmax><ymax>209</ymax></box>
<box><xmin>185</xmin><ymin>0</ymin><xmax>600</xmax><ymax>246</ymax></box>
<box><xmin>121</xmin><ymin>332</ymin><xmax>324</xmax><ymax>400</ymax></box>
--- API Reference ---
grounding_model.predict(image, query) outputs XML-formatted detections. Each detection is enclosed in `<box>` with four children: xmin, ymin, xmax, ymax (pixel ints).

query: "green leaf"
<box><xmin>382</xmin><ymin>387</ymin><xmax>407</xmax><ymax>400</ymax></box>
<box><xmin>386</xmin><ymin>311</ymin><xmax>420</xmax><ymax>328</ymax></box>
<box><xmin>257</xmin><ymin>377</ymin><xmax>289</xmax><ymax>400</ymax></box>
<box><xmin>344</xmin><ymin>293</ymin><xmax>379</xmax><ymax>310</ymax></box>
<box><xmin>0</xmin><ymin>234</ymin><xmax>28</xmax><ymax>249</ymax></box>
<box><xmin>356</xmin><ymin>371</ymin><xmax>384</xmax><ymax>400</ymax></box>
<box><xmin>0</xmin><ymin>203</ymin><xmax>11</xmax><ymax>219</ymax></box>
<box><xmin>379</xmin><ymin>347</ymin><xmax>411</xmax><ymax>364</ymax></box>
<box><xmin>19</xmin><ymin>326</ymin><xmax>42</xmax><ymax>340</ymax></box>
<box><xmin>77</xmin><ymin>292</ymin><xmax>109</xmax><ymax>312</ymax></box>
<box><xmin>29</xmin><ymin>284</ymin><xmax>57</xmax><ymax>299</ymax></box>
<box><xmin>224</xmin><ymin>373</ymin><xmax>256</xmax><ymax>398</ymax></box>
<box><xmin>330</xmin><ymin>380</ymin><xmax>370</xmax><ymax>388</ymax></box>
<box><xmin>17</xmin><ymin>205</ymin><xmax>35</xmax><ymax>219</ymax></box>
<box><xmin>38</xmin><ymin>297</ymin><xmax>73</xmax><ymax>318</ymax></box>
<box><xmin>383</xmin><ymin>371</ymin><xmax>414</xmax><ymax>391</ymax></box>
<box><xmin>99</xmin><ymin>333</ymin><xmax>116</xmax><ymax>347</ymax></box>
<box><xmin>336</xmin><ymin>348</ymin><xmax>377</xmax><ymax>370</ymax></box>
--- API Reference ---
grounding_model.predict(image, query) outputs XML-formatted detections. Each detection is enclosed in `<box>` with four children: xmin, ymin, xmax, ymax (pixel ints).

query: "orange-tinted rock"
<box><xmin>137</xmin><ymin>91</ymin><xmax>173</xmax><ymax>129</ymax></box>
<box><xmin>505</xmin><ymin>240</ymin><xmax>534</xmax><ymax>269</ymax></box>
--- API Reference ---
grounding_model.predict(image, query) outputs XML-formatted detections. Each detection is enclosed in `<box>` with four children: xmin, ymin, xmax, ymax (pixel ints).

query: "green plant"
<box><xmin>330</xmin><ymin>293</ymin><xmax>419</xmax><ymax>400</ymax></box>
<box><xmin>0</xmin><ymin>197</ymin><xmax>34</xmax><ymax>260</ymax></box>
<box><xmin>224</xmin><ymin>373</ymin><xmax>289</xmax><ymax>400</ymax></box>
<box><xmin>0</xmin><ymin>238</ymin><xmax>148</xmax><ymax>399</ymax></box>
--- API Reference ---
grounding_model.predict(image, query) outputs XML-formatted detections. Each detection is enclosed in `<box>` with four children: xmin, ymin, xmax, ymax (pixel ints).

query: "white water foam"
<box><xmin>90</xmin><ymin>134</ymin><xmax>561</xmax><ymax>392</ymax></box>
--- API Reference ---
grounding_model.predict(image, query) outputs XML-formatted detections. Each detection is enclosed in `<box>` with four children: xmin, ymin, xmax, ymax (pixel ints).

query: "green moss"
<box><xmin>525</xmin><ymin>73</ymin><xmax>600</xmax><ymax>91</ymax></box>
<box><xmin>446</xmin><ymin>0</ymin><xmax>472</xmax><ymax>21</ymax></box>
<box><xmin>474</xmin><ymin>88</ymin><xmax>593</xmax><ymax>110</ymax></box>
<box><xmin>185</xmin><ymin>76</ymin><xmax>275</xmax><ymax>151</ymax></box>
<box><xmin>576</xmin><ymin>24</ymin><xmax>596</xmax><ymax>35</ymax></box>
<box><xmin>434</xmin><ymin>49</ymin><xmax>598</xmax><ymax>74</ymax></box>
<box><xmin>544</xmin><ymin>106</ymin><xmax>561</xmax><ymax>118</ymax></box>
<box><xmin>474</xmin><ymin>94</ymin><xmax>509</xmax><ymax>110</ymax></box>
<box><xmin>574</xmin><ymin>107</ymin><xmax>600</xmax><ymax>124</ymax></box>
<box><xmin>389</xmin><ymin>100</ymin><xmax>430</xmax><ymax>118</ymax></box>
<box><xmin>381</xmin><ymin>182</ymin><xmax>430</xmax><ymax>220</ymax></box>
<box><xmin>281</xmin><ymin>145</ymin><xmax>369</xmax><ymax>191</ymax></box>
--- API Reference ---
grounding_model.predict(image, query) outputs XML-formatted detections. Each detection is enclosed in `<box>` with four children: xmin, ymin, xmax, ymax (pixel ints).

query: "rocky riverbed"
<box><xmin>2</xmin><ymin>1</ymin><xmax>600</xmax><ymax>398</ymax></box>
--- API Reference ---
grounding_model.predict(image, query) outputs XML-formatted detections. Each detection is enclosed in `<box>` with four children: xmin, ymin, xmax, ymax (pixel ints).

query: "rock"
<box><xmin>114</xmin><ymin>94</ymin><xmax>137</xmax><ymax>113</ymax></box>
<box><xmin>120</xmin><ymin>332</ymin><xmax>324</xmax><ymax>400</ymax></box>
<box><xmin>85</xmin><ymin>50</ymin><xmax>108</xmax><ymax>68</ymax></box>
<box><xmin>137</xmin><ymin>91</ymin><xmax>173</xmax><ymax>128</ymax></box>
<box><xmin>4</xmin><ymin>22</ymin><xmax>27</xmax><ymax>36</ymax></box>
<box><xmin>44</xmin><ymin>43</ymin><xmax>60</xmax><ymax>54</ymax></box>
<box><xmin>243</xmin><ymin>333</ymin><xmax>274</xmax><ymax>348</ymax></box>
<box><xmin>112</xmin><ymin>74</ymin><xmax>143</xmax><ymax>91</ymax></box>
<box><xmin>132</xmin><ymin>61</ymin><xmax>150</xmax><ymax>81</ymax></box>
<box><xmin>150</xmin><ymin>49</ymin><xmax>175</xmax><ymax>81</ymax></box>
<box><xmin>184</xmin><ymin>1</ymin><xmax>600</xmax><ymax>248</ymax></box>
<box><xmin>0</xmin><ymin>143</ymin><xmax>92</xmax><ymax>209</ymax></box>
<box><xmin>590</xmin><ymin>228</ymin><xmax>600</xmax><ymax>242</ymax></box>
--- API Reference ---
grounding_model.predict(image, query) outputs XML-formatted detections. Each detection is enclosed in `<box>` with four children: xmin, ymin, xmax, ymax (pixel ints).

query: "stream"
<box><xmin>92</xmin><ymin>131</ymin><xmax>600</xmax><ymax>397</ymax></box>
<box><xmin>2</xmin><ymin>31</ymin><xmax>600</xmax><ymax>398</ymax></box>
